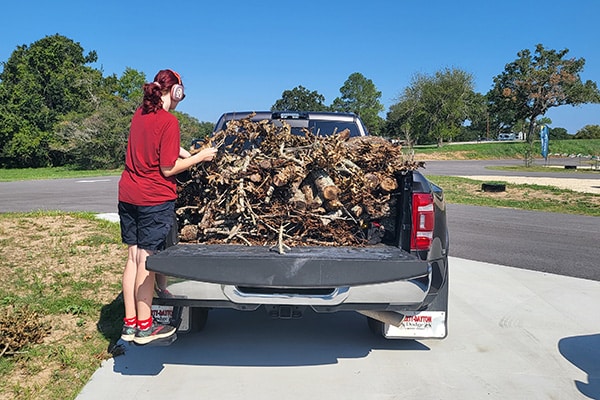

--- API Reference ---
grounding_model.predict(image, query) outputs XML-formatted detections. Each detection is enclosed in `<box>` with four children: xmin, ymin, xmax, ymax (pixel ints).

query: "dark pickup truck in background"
<box><xmin>147</xmin><ymin>111</ymin><xmax>449</xmax><ymax>340</ymax></box>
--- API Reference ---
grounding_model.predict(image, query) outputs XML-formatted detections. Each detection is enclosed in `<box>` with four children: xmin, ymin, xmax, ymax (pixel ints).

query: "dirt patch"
<box><xmin>0</xmin><ymin>214</ymin><xmax>126</xmax><ymax>400</ymax></box>
<box><xmin>414</xmin><ymin>151</ymin><xmax>476</xmax><ymax>161</ymax></box>
<box><xmin>0</xmin><ymin>215</ymin><xmax>122</xmax><ymax>299</ymax></box>
<box><xmin>428</xmin><ymin>175</ymin><xmax>600</xmax><ymax>213</ymax></box>
<box><xmin>461</xmin><ymin>175</ymin><xmax>600</xmax><ymax>195</ymax></box>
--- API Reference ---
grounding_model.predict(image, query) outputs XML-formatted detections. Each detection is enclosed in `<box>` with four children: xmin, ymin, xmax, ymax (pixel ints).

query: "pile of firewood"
<box><xmin>175</xmin><ymin>114</ymin><xmax>423</xmax><ymax>251</ymax></box>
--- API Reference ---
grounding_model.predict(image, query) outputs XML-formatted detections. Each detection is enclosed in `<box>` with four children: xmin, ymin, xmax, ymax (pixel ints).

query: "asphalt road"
<box><xmin>0</xmin><ymin>176</ymin><xmax>118</xmax><ymax>213</ymax></box>
<box><xmin>419</xmin><ymin>158</ymin><xmax>600</xmax><ymax>281</ymax></box>
<box><xmin>445</xmin><ymin>204</ymin><xmax>600</xmax><ymax>281</ymax></box>
<box><xmin>422</xmin><ymin>158</ymin><xmax>600</xmax><ymax>179</ymax></box>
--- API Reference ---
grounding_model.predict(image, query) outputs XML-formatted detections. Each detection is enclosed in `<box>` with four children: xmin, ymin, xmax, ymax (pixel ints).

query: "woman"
<box><xmin>118</xmin><ymin>69</ymin><xmax>217</xmax><ymax>345</ymax></box>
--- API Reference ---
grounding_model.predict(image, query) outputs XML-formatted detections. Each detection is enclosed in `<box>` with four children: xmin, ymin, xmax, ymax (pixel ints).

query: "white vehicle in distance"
<box><xmin>497</xmin><ymin>133</ymin><xmax>516</xmax><ymax>141</ymax></box>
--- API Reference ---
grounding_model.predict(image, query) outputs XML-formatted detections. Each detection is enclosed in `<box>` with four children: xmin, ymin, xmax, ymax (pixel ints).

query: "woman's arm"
<box><xmin>179</xmin><ymin>147</ymin><xmax>191</xmax><ymax>159</ymax></box>
<box><xmin>161</xmin><ymin>147</ymin><xmax>217</xmax><ymax>177</ymax></box>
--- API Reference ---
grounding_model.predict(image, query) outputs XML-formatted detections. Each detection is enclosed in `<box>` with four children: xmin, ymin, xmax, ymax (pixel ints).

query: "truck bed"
<box><xmin>147</xmin><ymin>244</ymin><xmax>429</xmax><ymax>288</ymax></box>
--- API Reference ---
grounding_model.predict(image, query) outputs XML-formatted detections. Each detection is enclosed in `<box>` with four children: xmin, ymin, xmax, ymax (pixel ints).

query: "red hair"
<box><xmin>141</xmin><ymin>69</ymin><xmax>183</xmax><ymax>114</ymax></box>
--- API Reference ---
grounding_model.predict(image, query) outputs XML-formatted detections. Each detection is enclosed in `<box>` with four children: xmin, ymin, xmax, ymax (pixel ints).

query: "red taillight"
<box><xmin>411</xmin><ymin>193</ymin><xmax>435</xmax><ymax>251</ymax></box>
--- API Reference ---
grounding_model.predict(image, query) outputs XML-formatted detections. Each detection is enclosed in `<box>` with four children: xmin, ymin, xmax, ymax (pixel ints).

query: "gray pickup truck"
<box><xmin>147</xmin><ymin>111</ymin><xmax>449</xmax><ymax>340</ymax></box>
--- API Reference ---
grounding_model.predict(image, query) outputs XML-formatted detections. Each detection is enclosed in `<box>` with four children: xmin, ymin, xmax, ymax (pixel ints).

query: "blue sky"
<box><xmin>2</xmin><ymin>0</ymin><xmax>600</xmax><ymax>134</ymax></box>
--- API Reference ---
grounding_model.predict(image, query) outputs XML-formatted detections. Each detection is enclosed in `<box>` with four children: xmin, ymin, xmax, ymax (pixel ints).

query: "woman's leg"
<box><xmin>155</xmin><ymin>273</ymin><xmax>167</xmax><ymax>291</ymax></box>
<box><xmin>122</xmin><ymin>244</ymin><xmax>138</xmax><ymax>319</ymax></box>
<box><xmin>134</xmin><ymin>248</ymin><xmax>155</xmax><ymax>322</ymax></box>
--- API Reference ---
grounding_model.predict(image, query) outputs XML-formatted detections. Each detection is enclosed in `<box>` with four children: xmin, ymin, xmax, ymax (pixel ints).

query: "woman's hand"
<box><xmin>196</xmin><ymin>147</ymin><xmax>218</xmax><ymax>162</ymax></box>
<box><xmin>161</xmin><ymin>147</ymin><xmax>218</xmax><ymax>177</ymax></box>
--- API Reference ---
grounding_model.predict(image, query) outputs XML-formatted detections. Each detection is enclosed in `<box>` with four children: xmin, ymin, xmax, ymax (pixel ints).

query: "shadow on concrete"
<box><xmin>559</xmin><ymin>333</ymin><xmax>600</xmax><ymax>400</ymax></box>
<box><xmin>112</xmin><ymin>308</ymin><xmax>430</xmax><ymax>376</ymax></box>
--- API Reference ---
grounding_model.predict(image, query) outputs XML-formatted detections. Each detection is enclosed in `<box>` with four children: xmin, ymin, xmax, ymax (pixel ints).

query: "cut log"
<box><xmin>248</xmin><ymin>173</ymin><xmax>262</xmax><ymax>183</ymax></box>
<box><xmin>258</xmin><ymin>159</ymin><xmax>272</xmax><ymax>170</ymax></box>
<box><xmin>288</xmin><ymin>188</ymin><xmax>307</xmax><ymax>210</ymax></box>
<box><xmin>380</xmin><ymin>176</ymin><xmax>398</xmax><ymax>192</ymax></box>
<box><xmin>300</xmin><ymin>182</ymin><xmax>321</xmax><ymax>209</ymax></box>
<box><xmin>311</xmin><ymin>169</ymin><xmax>341</xmax><ymax>201</ymax></box>
<box><xmin>363</xmin><ymin>173</ymin><xmax>380</xmax><ymax>190</ymax></box>
<box><xmin>180</xmin><ymin>224</ymin><xmax>198</xmax><ymax>242</ymax></box>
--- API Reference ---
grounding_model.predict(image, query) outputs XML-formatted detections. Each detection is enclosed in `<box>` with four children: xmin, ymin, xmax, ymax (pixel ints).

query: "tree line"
<box><xmin>1</xmin><ymin>35</ymin><xmax>599</xmax><ymax>170</ymax></box>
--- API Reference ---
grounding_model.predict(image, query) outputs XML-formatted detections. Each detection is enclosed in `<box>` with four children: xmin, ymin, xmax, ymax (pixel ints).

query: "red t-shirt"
<box><xmin>118</xmin><ymin>108</ymin><xmax>180</xmax><ymax>206</ymax></box>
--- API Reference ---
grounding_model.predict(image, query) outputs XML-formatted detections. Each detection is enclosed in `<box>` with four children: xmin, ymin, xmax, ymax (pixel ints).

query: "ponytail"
<box><xmin>141</xmin><ymin>69</ymin><xmax>183</xmax><ymax>114</ymax></box>
<box><xmin>141</xmin><ymin>82</ymin><xmax>164</xmax><ymax>114</ymax></box>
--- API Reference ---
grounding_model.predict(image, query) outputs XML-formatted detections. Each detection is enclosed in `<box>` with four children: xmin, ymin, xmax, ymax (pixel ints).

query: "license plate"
<box><xmin>151</xmin><ymin>305</ymin><xmax>190</xmax><ymax>332</ymax></box>
<box><xmin>383</xmin><ymin>311</ymin><xmax>446</xmax><ymax>339</ymax></box>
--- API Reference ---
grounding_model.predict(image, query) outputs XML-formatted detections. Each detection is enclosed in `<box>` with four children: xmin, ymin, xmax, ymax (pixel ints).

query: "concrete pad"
<box><xmin>95</xmin><ymin>213</ymin><xmax>120</xmax><ymax>223</ymax></box>
<box><xmin>76</xmin><ymin>257</ymin><xmax>600</xmax><ymax>400</ymax></box>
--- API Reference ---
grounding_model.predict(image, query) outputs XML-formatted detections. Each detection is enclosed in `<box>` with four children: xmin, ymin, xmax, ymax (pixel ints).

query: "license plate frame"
<box><xmin>383</xmin><ymin>311</ymin><xmax>446</xmax><ymax>339</ymax></box>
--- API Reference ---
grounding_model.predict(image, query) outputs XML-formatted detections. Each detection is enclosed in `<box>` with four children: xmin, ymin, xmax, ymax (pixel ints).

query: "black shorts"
<box><xmin>118</xmin><ymin>200</ymin><xmax>178</xmax><ymax>251</ymax></box>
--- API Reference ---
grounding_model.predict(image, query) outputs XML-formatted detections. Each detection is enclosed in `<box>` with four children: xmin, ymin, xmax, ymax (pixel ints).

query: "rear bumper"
<box><xmin>153</xmin><ymin>269</ymin><xmax>432</xmax><ymax>312</ymax></box>
<box><xmin>154</xmin><ymin>278</ymin><xmax>431</xmax><ymax>311</ymax></box>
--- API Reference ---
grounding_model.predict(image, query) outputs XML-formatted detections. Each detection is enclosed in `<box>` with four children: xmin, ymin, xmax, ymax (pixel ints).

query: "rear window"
<box><xmin>305</xmin><ymin>120</ymin><xmax>362</xmax><ymax>137</ymax></box>
<box><xmin>221</xmin><ymin>119</ymin><xmax>362</xmax><ymax>138</ymax></box>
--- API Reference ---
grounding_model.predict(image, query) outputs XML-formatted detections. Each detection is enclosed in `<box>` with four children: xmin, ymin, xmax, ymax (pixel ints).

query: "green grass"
<box><xmin>0</xmin><ymin>167</ymin><xmax>122</xmax><ymax>182</ymax></box>
<box><xmin>414</xmin><ymin>138</ymin><xmax>600</xmax><ymax>159</ymax></box>
<box><xmin>415</xmin><ymin>141</ymin><xmax>527</xmax><ymax>158</ymax></box>
<box><xmin>488</xmin><ymin>164</ymin><xmax>600</xmax><ymax>173</ymax></box>
<box><xmin>427</xmin><ymin>175</ymin><xmax>600</xmax><ymax>216</ymax></box>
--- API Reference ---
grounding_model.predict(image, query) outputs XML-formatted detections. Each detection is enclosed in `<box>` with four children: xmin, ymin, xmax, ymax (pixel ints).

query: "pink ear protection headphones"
<box><xmin>168</xmin><ymin>69</ymin><xmax>185</xmax><ymax>102</ymax></box>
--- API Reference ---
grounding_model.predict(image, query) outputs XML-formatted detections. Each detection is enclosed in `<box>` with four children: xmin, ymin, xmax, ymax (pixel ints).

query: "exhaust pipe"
<box><xmin>357</xmin><ymin>310</ymin><xmax>404</xmax><ymax>327</ymax></box>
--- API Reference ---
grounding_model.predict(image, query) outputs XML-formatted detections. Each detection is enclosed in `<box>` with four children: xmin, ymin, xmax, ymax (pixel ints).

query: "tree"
<box><xmin>386</xmin><ymin>68</ymin><xmax>479</xmax><ymax>146</ymax></box>
<box><xmin>175</xmin><ymin>113</ymin><xmax>214</xmax><ymax>149</ymax></box>
<box><xmin>271</xmin><ymin>85</ymin><xmax>327</xmax><ymax>112</ymax></box>
<box><xmin>50</xmin><ymin>67</ymin><xmax>209</xmax><ymax>169</ymax></box>
<box><xmin>574</xmin><ymin>125</ymin><xmax>600</xmax><ymax>139</ymax></box>
<box><xmin>0</xmin><ymin>34</ymin><xmax>101</xmax><ymax>167</ymax></box>
<box><xmin>330</xmin><ymin>72</ymin><xmax>384</xmax><ymax>134</ymax></box>
<box><xmin>52</xmin><ymin>98</ymin><xmax>131</xmax><ymax>169</ymax></box>
<box><xmin>427</xmin><ymin>68</ymin><xmax>479</xmax><ymax>145</ymax></box>
<box><xmin>49</xmin><ymin>67</ymin><xmax>148</xmax><ymax>169</ymax></box>
<box><xmin>488</xmin><ymin>44</ymin><xmax>600</xmax><ymax>164</ymax></box>
<box><xmin>0</xmin><ymin>34</ymin><xmax>211</xmax><ymax>169</ymax></box>
<box><xmin>460</xmin><ymin>92</ymin><xmax>489</xmax><ymax>141</ymax></box>
<box><xmin>115</xmin><ymin>67</ymin><xmax>146</xmax><ymax>107</ymax></box>
<box><xmin>549</xmin><ymin>127</ymin><xmax>571</xmax><ymax>140</ymax></box>
<box><xmin>386</xmin><ymin>73</ymin><xmax>429</xmax><ymax>145</ymax></box>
